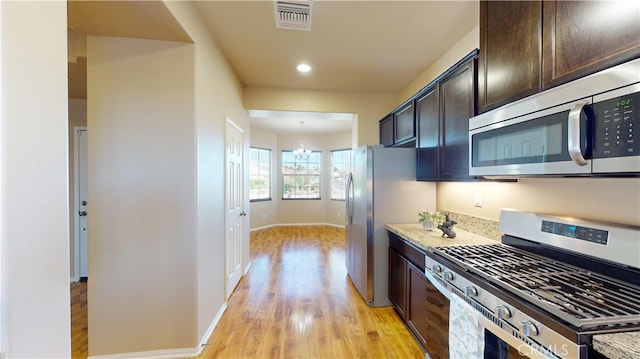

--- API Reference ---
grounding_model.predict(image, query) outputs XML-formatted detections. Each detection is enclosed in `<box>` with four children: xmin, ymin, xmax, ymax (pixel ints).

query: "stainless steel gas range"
<box><xmin>425</xmin><ymin>209</ymin><xmax>640</xmax><ymax>359</ymax></box>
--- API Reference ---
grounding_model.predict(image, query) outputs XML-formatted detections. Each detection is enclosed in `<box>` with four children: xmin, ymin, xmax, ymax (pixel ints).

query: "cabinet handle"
<box><xmin>568</xmin><ymin>100</ymin><xmax>589</xmax><ymax>166</ymax></box>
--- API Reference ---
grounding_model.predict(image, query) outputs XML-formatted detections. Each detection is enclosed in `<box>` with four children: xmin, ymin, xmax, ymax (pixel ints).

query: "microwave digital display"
<box><xmin>593</xmin><ymin>91</ymin><xmax>638</xmax><ymax>159</ymax></box>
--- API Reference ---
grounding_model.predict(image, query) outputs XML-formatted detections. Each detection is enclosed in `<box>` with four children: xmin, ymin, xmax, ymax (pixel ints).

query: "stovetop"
<box><xmin>432</xmin><ymin>243</ymin><xmax>640</xmax><ymax>329</ymax></box>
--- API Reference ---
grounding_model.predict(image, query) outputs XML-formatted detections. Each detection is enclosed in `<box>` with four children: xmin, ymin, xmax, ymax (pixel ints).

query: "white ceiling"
<box><xmin>67</xmin><ymin>0</ymin><xmax>480</xmax><ymax>134</ymax></box>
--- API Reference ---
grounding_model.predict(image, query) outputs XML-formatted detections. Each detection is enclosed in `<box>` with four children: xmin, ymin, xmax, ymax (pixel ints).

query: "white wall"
<box><xmin>438</xmin><ymin>178</ymin><xmax>640</xmax><ymax>226</ymax></box>
<box><xmin>1</xmin><ymin>1</ymin><xmax>71</xmax><ymax>357</ymax></box>
<box><xmin>249</xmin><ymin>128</ymin><xmax>278</xmax><ymax>229</ymax></box>
<box><xmin>87</xmin><ymin>36</ymin><xmax>197</xmax><ymax>355</ymax></box>
<box><xmin>165</xmin><ymin>0</ymin><xmax>252</xmax><ymax>348</ymax></box>
<box><xmin>244</xmin><ymin>88</ymin><xmax>397</xmax><ymax>147</ymax></box>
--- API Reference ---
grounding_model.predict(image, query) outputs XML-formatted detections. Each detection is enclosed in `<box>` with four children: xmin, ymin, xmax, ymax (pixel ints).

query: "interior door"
<box><xmin>76</xmin><ymin>128</ymin><xmax>89</xmax><ymax>280</ymax></box>
<box><xmin>225</xmin><ymin>119</ymin><xmax>245</xmax><ymax>299</ymax></box>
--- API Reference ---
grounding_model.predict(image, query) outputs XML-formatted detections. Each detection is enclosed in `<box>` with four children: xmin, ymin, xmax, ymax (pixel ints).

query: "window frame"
<box><xmin>249</xmin><ymin>146</ymin><xmax>272</xmax><ymax>202</ymax></box>
<box><xmin>281</xmin><ymin>150</ymin><xmax>322</xmax><ymax>200</ymax></box>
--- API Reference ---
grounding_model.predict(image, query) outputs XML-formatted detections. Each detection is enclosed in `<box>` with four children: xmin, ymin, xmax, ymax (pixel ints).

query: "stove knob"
<box><xmin>444</xmin><ymin>272</ymin><xmax>455</xmax><ymax>281</ymax></box>
<box><xmin>432</xmin><ymin>265</ymin><xmax>443</xmax><ymax>274</ymax></box>
<box><xmin>466</xmin><ymin>286</ymin><xmax>478</xmax><ymax>297</ymax></box>
<box><xmin>494</xmin><ymin>305</ymin><xmax>512</xmax><ymax>319</ymax></box>
<box><xmin>520</xmin><ymin>320</ymin><xmax>539</xmax><ymax>337</ymax></box>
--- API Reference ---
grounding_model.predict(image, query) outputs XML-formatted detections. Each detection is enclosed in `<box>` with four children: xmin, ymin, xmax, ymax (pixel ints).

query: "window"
<box><xmin>249</xmin><ymin>147</ymin><xmax>271</xmax><ymax>201</ymax></box>
<box><xmin>282</xmin><ymin>150</ymin><xmax>321</xmax><ymax>199</ymax></box>
<box><xmin>331</xmin><ymin>149</ymin><xmax>351</xmax><ymax>200</ymax></box>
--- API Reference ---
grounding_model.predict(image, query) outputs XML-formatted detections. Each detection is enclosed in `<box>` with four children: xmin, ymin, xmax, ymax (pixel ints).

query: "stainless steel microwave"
<box><xmin>469</xmin><ymin>58</ymin><xmax>640</xmax><ymax>178</ymax></box>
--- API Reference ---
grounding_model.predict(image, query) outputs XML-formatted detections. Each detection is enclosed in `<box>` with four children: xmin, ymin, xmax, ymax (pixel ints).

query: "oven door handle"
<box><xmin>424</xmin><ymin>269</ymin><xmax>453</xmax><ymax>301</ymax></box>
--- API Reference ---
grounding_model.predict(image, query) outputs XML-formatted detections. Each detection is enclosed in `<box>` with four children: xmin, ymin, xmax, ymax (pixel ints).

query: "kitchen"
<box><xmin>251</xmin><ymin>1</ymin><xmax>640</xmax><ymax>358</ymax></box>
<box><xmin>2</xmin><ymin>1</ymin><xmax>639</xmax><ymax>358</ymax></box>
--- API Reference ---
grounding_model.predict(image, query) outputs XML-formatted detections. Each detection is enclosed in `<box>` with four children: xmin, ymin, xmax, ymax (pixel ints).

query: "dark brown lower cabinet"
<box><xmin>389</xmin><ymin>233</ymin><xmax>449</xmax><ymax>358</ymax></box>
<box><xmin>424</xmin><ymin>278</ymin><xmax>449</xmax><ymax>359</ymax></box>
<box><xmin>407</xmin><ymin>261</ymin><xmax>428</xmax><ymax>348</ymax></box>
<box><xmin>388</xmin><ymin>248</ymin><xmax>408</xmax><ymax>320</ymax></box>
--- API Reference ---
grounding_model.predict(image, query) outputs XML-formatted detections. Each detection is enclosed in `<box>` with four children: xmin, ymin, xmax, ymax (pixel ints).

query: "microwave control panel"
<box><xmin>593</xmin><ymin>90</ymin><xmax>639</xmax><ymax>159</ymax></box>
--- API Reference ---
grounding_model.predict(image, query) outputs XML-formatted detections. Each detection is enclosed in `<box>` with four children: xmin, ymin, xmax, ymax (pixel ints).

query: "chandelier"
<box><xmin>293</xmin><ymin>121</ymin><xmax>312</xmax><ymax>160</ymax></box>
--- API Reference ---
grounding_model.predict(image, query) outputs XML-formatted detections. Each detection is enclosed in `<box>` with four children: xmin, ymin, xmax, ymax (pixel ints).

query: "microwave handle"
<box><xmin>568</xmin><ymin>100</ymin><xmax>589</xmax><ymax>166</ymax></box>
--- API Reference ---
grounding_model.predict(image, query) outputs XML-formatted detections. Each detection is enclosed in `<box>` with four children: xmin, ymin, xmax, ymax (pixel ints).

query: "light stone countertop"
<box><xmin>385</xmin><ymin>223</ymin><xmax>498</xmax><ymax>251</ymax></box>
<box><xmin>592</xmin><ymin>332</ymin><xmax>640</xmax><ymax>359</ymax></box>
<box><xmin>387</xmin><ymin>223</ymin><xmax>639</xmax><ymax>359</ymax></box>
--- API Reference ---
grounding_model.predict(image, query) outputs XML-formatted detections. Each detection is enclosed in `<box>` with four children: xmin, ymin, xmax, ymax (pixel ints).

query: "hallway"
<box><xmin>71</xmin><ymin>225</ymin><xmax>422</xmax><ymax>358</ymax></box>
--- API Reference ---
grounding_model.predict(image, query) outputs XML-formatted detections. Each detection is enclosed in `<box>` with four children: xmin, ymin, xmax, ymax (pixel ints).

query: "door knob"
<box><xmin>240</xmin><ymin>211</ymin><xmax>247</xmax><ymax>216</ymax></box>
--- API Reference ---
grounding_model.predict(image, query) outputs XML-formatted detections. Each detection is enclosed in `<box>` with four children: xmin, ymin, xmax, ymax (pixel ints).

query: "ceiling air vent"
<box><xmin>274</xmin><ymin>1</ymin><xmax>312</xmax><ymax>31</ymax></box>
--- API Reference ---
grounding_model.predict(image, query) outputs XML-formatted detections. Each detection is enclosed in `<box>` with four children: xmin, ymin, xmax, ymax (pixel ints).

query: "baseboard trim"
<box><xmin>87</xmin><ymin>303</ymin><xmax>228</xmax><ymax>359</ymax></box>
<box><xmin>195</xmin><ymin>302</ymin><xmax>227</xmax><ymax>356</ymax></box>
<box><xmin>87</xmin><ymin>347</ymin><xmax>198</xmax><ymax>359</ymax></box>
<box><xmin>250</xmin><ymin>222</ymin><xmax>345</xmax><ymax>232</ymax></box>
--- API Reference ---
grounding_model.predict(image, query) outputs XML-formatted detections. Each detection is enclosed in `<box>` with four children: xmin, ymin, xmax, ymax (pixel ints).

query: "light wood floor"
<box><xmin>71</xmin><ymin>280</ymin><xmax>88</xmax><ymax>358</ymax></box>
<box><xmin>71</xmin><ymin>225</ymin><xmax>423</xmax><ymax>358</ymax></box>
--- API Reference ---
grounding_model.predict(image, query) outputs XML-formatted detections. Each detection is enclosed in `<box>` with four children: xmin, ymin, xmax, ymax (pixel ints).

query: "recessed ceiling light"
<box><xmin>297</xmin><ymin>63</ymin><xmax>312</xmax><ymax>73</ymax></box>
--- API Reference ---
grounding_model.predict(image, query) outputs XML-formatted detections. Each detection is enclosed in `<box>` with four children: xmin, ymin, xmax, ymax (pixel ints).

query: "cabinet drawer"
<box><xmin>389</xmin><ymin>232</ymin><xmax>425</xmax><ymax>271</ymax></box>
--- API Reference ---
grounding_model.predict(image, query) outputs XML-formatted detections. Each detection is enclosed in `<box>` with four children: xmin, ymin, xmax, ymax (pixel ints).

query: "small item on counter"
<box><xmin>438</xmin><ymin>213</ymin><xmax>457</xmax><ymax>238</ymax></box>
<box><xmin>418</xmin><ymin>210</ymin><xmax>444</xmax><ymax>231</ymax></box>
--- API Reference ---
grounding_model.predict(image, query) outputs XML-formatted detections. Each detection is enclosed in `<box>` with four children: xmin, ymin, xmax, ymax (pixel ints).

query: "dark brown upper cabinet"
<box><xmin>394</xmin><ymin>102</ymin><xmax>416</xmax><ymax>145</ymax></box>
<box><xmin>439</xmin><ymin>59</ymin><xmax>476</xmax><ymax>180</ymax></box>
<box><xmin>542</xmin><ymin>1</ymin><xmax>640</xmax><ymax>89</ymax></box>
<box><xmin>417</xmin><ymin>55</ymin><xmax>477</xmax><ymax>181</ymax></box>
<box><xmin>379</xmin><ymin>114</ymin><xmax>394</xmax><ymax>147</ymax></box>
<box><xmin>478</xmin><ymin>0</ymin><xmax>542</xmax><ymax>113</ymax></box>
<box><xmin>416</xmin><ymin>85</ymin><xmax>440</xmax><ymax>180</ymax></box>
<box><xmin>478</xmin><ymin>0</ymin><xmax>640</xmax><ymax>114</ymax></box>
<box><xmin>379</xmin><ymin>102</ymin><xmax>416</xmax><ymax>148</ymax></box>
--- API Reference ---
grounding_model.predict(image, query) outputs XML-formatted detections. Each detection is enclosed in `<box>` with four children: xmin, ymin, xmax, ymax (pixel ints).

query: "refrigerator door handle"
<box><xmin>346</xmin><ymin>172</ymin><xmax>354</xmax><ymax>224</ymax></box>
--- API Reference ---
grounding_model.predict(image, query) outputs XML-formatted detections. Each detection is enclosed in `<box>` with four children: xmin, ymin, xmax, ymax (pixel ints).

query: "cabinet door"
<box><xmin>424</xmin><ymin>278</ymin><xmax>449</xmax><ymax>359</ymax></box>
<box><xmin>394</xmin><ymin>102</ymin><xmax>415</xmax><ymax>145</ymax></box>
<box><xmin>478</xmin><ymin>0</ymin><xmax>541</xmax><ymax>113</ymax></box>
<box><xmin>388</xmin><ymin>248</ymin><xmax>408</xmax><ymax>320</ymax></box>
<box><xmin>407</xmin><ymin>261</ymin><xmax>428</xmax><ymax>349</ymax></box>
<box><xmin>543</xmin><ymin>1</ymin><xmax>640</xmax><ymax>89</ymax></box>
<box><xmin>440</xmin><ymin>60</ymin><xmax>476</xmax><ymax>180</ymax></box>
<box><xmin>416</xmin><ymin>86</ymin><xmax>440</xmax><ymax>181</ymax></box>
<box><xmin>379</xmin><ymin>114</ymin><xmax>394</xmax><ymax>147</ymax></box>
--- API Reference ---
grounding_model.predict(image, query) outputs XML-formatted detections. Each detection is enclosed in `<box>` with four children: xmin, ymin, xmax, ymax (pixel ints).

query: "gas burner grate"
<box><xmin>434</xmin><ymin>244</ymin><xmax>640</xmax><ymax>328</ymax></box>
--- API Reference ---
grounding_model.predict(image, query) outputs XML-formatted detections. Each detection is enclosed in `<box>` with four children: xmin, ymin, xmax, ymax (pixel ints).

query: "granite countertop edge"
<box><xmin>592</xmin><ymin>332</ymin><xmax>640</xmax><ymax>359</ymax></box>
<box><xmin>385</xmin><ymin>223</ymin><xmax>498</xmax><ymax>251</ymax></box>
<box><xmin>385</xmin><ymin>223</ymin><xmax>640</xmax><ymax>359</ymax></box>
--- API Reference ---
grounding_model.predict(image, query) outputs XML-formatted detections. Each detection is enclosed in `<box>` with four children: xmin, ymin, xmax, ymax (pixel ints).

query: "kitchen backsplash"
<box><xmin>441</xmin><ymin>210</ymin><xmax>501</xmax><ymax>241</ymax></box>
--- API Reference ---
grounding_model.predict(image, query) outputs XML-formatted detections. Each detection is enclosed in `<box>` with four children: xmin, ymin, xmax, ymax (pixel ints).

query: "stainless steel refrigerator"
<box><xmin>345</xmin><ymin>145</ymin><xmax>436</xmax><ymax>307</ymax></box>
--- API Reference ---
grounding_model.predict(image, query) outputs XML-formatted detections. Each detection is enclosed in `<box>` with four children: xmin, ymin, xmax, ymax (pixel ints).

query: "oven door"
<box><xmin>425</xmin><ymin>270</ymin><xmax>558</xmax><ymax>359</ymax></box>
<box><xmin>469</xmin><ymin>98</ymin><xmax>592</xmax><ymax>177</ymax></box>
